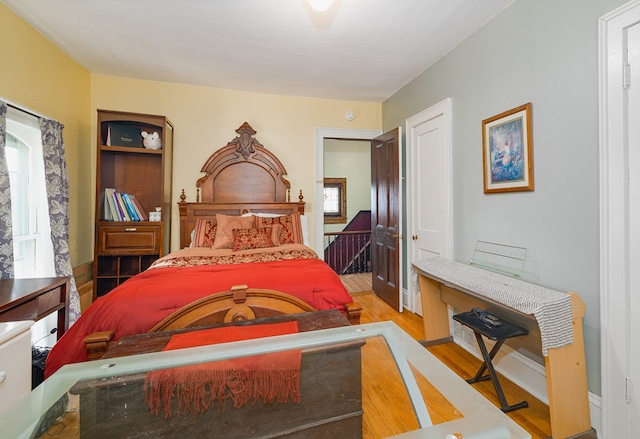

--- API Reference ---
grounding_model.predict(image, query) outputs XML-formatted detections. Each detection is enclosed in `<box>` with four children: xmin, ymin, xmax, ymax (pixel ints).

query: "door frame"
<box><xmin>314</xmin><ymin>128</ymin><xmax>382</xmax><ymax>257</ymax></box>
<box><xmin>599</xmin><ymin>1</ymin><xmax>640</xmax><ymax>437</ymax></box>
<box><xmin>405</xmin><ymin>98</ymin><xmax>453</xmax><ymax>314</ymax></box>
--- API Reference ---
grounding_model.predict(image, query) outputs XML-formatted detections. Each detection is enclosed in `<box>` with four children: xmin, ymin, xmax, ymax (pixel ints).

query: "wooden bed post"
<box><xmin>178</xmin><ymin>189</ymin><xmax>188</xmax><ymax>249</ymax></box>
<box><xmin>297</xmin><ymin>190</ymin><xmax>305</xmax><ymax>215</ymax></box>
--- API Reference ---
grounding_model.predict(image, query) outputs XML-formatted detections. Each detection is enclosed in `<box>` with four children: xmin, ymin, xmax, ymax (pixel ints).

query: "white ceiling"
<box><xmin>3</xmin><ymin>0</ymin><xmax>513</xmax><ymax>103</ymax></box>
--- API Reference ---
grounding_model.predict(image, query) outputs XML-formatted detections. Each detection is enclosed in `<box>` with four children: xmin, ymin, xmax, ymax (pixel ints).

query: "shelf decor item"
<box><xmin>142</xmin><ymin>130</ymin><xmax>162</xmax><ymax>150</ymax></box>
<box><xmin>482</xmin><ymin>102</ymin><xmax>533</xmax><ymax>194</ymax></box>
<box><xmin>106</xmin><ymin>122</ymin><xmax>143</xmax><ymax>148</ymax></box>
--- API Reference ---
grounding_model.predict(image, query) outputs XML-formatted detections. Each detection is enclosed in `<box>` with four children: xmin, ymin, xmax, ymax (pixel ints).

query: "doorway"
<box><xmin>314</xmin><ymin>128</ymin><xmax>382</xmax><ymax>257</ymax></box>
<box><xmin>599</xmin><ymin>1</ymin><xmax>640</xmax><ymax>437</ymax></box>
<box><xmin>405</xmin><ymin>98</ymin><xmax>453</xmax><ymax>314</ymax></box>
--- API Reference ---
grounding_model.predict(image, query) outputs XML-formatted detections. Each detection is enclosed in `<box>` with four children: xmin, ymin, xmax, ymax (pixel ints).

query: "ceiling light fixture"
<box><xmin>306</xmin><ymin>0</ymin><xmax>335</xmax><ymax>12</ymax></box>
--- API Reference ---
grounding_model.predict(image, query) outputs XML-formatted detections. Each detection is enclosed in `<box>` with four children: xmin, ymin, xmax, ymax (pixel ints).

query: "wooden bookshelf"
<box><xmin>93</xmin><ymin>110</ymin><xmax>173</xmax><ymax>299</ymax></box>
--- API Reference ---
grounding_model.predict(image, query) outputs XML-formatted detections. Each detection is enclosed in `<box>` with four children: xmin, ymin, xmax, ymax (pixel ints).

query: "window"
<box><xmin>5</xmin><ymin>107</ymin><xmax>55</xmax><ymax>278</ymax></box>
<box><xmin>323</xmin><ymin>178</ymin><xmax>347</xmax><ymax>224</ymax></box>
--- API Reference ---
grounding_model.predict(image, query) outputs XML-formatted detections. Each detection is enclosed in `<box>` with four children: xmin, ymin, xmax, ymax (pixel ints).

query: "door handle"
<box><xmin>412</xmin><ymin>235</ymin><xmax>418</xmax><ymax>240</ymax></box>
<box><xmin>392</xmin><ymin>234</ymin><xmax>403</xmax><ymax>239</ymax></box>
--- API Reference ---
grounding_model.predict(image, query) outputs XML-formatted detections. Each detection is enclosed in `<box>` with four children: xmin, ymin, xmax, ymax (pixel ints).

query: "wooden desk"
<box><xmin>414</xmin><ymin>258</ymin><xmax>595</xmax><ymax>439</ymax></box>
<box><xmin>0</xmin><ymin>277</ymin><xmax>70</xmax><ymax>340</ymax></box>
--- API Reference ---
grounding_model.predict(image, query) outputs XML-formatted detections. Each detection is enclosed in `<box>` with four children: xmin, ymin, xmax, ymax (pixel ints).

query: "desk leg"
<box><xmin>470</xmin><ymin>333</ymin><xmax>528</xmax><ymax>413</ymax></box>
<box><xmin>418</xmin><ymin>275</ymin><xmax>450</xmax><ymax>341</ymax></box>
<box><xmin>545</xmin><ymin>292</ymin><xmax>594</xmax><ymax>439</ymax></box>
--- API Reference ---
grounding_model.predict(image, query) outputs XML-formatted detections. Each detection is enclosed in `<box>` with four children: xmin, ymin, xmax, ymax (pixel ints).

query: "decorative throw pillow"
<box><xmin>232</xmin><ymin>226</ymin><xmax>276</xmax><ymax>251</ymax></box>
<box><xmin>192</xmin><ymin>218</ymin><xmax>217</xmax><ymax>247</ymax></box>
<box><xmin>270</xmin><ymin>223</ymin><xmax>282</xmax><ymax>246</ymax></box>
<box><xmin>255</xmin><ymin>213</ymin><xmax>304</xmax><ymax>245</ymax></box>
<box><xmin>213</xmin><ymin>214</ymin><xmax>255</xmax><ymax>249</ymax></box>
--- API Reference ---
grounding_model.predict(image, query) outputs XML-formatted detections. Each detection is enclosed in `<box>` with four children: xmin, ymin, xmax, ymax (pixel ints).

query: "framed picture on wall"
<box><xmin>482</xmin><ymin>102</ymin><xmax>534</xmax><ymax>194</ymax></box>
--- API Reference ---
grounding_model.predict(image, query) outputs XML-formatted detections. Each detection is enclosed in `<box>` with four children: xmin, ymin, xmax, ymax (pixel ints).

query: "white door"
<box><xmin>406</xmin><ymin>98</ymin><xmax>453</xmax><ymax>314</ymax></box>
<box><xmin>628</xmin><ymin>18</ymin><xmax>640</xmax><ymax>436</ymax></box>
<box><xmin>600</xmin><ymin>2</ymin><xmax>640</xmax><ymax>437</ymax></box>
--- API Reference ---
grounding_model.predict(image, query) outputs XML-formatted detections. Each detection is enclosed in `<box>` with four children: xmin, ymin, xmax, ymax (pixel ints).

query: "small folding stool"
<box><xmin>452</xmin><ymin>308</ymin><xmax>529</xmax><ymax>413</ymax></box>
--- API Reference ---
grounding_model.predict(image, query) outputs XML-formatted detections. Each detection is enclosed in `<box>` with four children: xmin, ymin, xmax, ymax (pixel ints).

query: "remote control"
<box><xmin>483</xmin><ymin>313</ymin><xmax>503</xmax><ymax>326</ymax></box>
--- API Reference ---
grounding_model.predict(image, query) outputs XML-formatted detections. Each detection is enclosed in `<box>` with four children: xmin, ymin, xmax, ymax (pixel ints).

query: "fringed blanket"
<box><xmin>145</xmin><ymin>321</ymin><xmax>301</xmax><ymax>418</ymax></box>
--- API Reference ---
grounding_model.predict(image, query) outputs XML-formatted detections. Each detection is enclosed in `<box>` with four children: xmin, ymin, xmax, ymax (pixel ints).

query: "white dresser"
<box><xmin>0</xmin><ymin>320</ymin><xmax>34</xmax><ymax>415</ymax></box>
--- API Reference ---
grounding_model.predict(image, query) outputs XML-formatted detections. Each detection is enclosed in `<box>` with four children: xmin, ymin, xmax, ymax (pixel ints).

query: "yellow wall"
<box><xmin>0</xmin><ymin>4</ymin><xmax>92</xmax><ymax>267</ymax></box>
<box><xmin>91</xmin><ymin>75</ymin><xmax>382</xmax><ymax>250</ymax></box>
<box><xmin>2</xmin><ymin>1</ymin><xmax>381</xmax><ymax>262</ymax></box>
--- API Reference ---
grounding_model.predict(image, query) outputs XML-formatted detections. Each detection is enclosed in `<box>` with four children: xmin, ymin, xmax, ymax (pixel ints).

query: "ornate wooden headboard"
<box><xmin>178</xmin><ymin>122</ymin><xmax>305</xmax><ymax>248</ymax></box>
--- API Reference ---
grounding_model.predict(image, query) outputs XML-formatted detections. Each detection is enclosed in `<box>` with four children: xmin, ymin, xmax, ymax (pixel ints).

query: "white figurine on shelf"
<box><xmin>141</xmin><ymin>131</ymin><xmax>162</xmax><ymax>150</ymax></box>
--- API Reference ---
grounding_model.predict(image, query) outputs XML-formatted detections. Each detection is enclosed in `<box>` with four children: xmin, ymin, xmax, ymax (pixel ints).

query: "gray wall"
<box><xmin>382</xmin><ymin>0</ymin><xmax>628</xmax><ymax>396</ymax></box>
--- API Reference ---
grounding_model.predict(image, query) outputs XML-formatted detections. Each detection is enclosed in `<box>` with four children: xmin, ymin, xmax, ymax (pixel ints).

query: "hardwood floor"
<box><xmin>341</xmin><ymin>273</ymin><xmax>552</xmax><ymax>439</ymax></box>
<box><xmin>39</xmin><ymin>274</ymin><xmax>550</xmax><ymax>438</ymax></box>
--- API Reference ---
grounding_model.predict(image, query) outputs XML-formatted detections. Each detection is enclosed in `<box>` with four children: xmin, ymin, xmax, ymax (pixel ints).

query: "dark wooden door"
<box><xmin>371</xmin><ymin>128</ymin><xmax>401</xmax><ymax>310</ymax></box>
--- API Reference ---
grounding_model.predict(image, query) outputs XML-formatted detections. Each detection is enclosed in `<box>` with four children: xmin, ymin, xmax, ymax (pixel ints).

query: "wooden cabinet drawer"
<box><xmin>37</xmin><ymin>287</ymin><xmax>64</xmax><ymax>314</ymax></box>
<box><xmin>0</xmin><ymin>286</ymin><xmax>64</xmax><ymax>323</ymax></box>
<box><xmin>98</xmin><ymin>225</ymin><xmax>161</xmax><ymax>255</ymax></box>
<box><xmin>0</xmin><ymin>301</ymin><xmax>37</xmax><ymax>321</ymax></box>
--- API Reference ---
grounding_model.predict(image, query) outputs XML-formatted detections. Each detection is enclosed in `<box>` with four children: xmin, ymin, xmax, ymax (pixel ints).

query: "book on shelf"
<box><xmin>114</xmin><ymin>192</ymin><xmax>131</xmax><ymax>221</ymax></box>
<box><xmin>104</xmin><ymin>189</ymin><xmax>149</xmax><ymax>221</ymax></box>
<box><xmin>103</xmin><ymin>190</ymin><xmax>113</xmax><ymax>221</ymax></box>
<box><xmin>122</xmin><ymin>193</ymin><xmax>140</xmax><ymax>221</ymax></box>
<box><xmin>104</xmin><ymin>188</ymin><xmax>121</xmax><ymax>221</ymax></box>
<box><xmin>128</xmin><ymin>194</ymin><xmax>148</xmax><ymax>221</ymax></box>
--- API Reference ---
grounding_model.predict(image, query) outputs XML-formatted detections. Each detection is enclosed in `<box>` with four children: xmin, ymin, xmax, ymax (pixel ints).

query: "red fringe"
<box><xmin>143</xmin><ymin>322</ymin><xmax>301</xmax><ymax>418</ymax></box>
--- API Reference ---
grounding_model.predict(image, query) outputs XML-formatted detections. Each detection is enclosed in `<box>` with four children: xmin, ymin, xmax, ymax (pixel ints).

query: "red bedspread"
<box><xmin>45</xmin><ymin>245</ymin><xmax>352</xmax><ymax>378</ymax></box>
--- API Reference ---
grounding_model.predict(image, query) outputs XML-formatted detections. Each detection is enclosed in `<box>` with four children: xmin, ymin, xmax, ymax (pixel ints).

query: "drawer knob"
<box><xmin>125</xmin><ymin>228</ymin><xmax>137</xmax><ymax>232</ymax></box>
<box><xmin>0</xmin><ymin>370</ymin><xmax>6</xmax><ymax>384</ymax></box>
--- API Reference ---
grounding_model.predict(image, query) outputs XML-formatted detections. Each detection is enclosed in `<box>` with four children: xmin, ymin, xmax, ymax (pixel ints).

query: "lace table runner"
<box><xmin>413</xmin><ymin>256</ymin><xmax>573</xmax><ymax>356</ymax></box>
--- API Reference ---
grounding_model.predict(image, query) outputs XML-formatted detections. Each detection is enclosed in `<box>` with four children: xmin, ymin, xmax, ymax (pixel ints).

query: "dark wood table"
<box><xmin>0</xmin><ymin>277</ymin><xmax>70</xmax><ymax>339</ymax></box>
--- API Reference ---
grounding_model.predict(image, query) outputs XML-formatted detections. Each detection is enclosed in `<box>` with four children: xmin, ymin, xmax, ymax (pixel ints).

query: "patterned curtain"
<box><xmin>40</xmin><ymin>118</ymin><xmax>81</xmax><ymax>324</ymax></box>
<box><xmin>0</xmin><ymin>102</ymin><xmax>13</xmax><ymax>279</ymax></box>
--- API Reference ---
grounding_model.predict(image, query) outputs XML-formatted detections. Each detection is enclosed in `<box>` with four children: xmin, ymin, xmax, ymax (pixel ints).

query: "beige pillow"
<box><xmin>213</xmin><ymin>214</ymin><xmax>255</xmax><ymax>249</ymax></box>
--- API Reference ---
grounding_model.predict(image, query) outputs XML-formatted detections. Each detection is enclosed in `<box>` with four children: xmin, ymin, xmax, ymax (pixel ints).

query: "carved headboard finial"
<box><xmin>228</xmin><ymin>122</ymin><xmax>263</xmax><ymax>160</ymax></box>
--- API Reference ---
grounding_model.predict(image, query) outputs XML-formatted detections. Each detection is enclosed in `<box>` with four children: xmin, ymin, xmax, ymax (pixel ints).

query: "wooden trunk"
<box><xmin>70</xmin><ymin>311</ymin><xmax>363</xmax><ymax>438</ymax></box>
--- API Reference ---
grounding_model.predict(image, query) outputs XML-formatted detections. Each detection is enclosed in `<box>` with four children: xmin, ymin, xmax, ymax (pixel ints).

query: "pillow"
<box><xmin>243</xmin><ymin>212</ymin><xmax>310</xmax><ymax>246</ymax></box>
<box><xmin>268</xmin><ymin>223</ymin><xmax>282</xmax><ymax>246</ymax></box>
<box><xmin>192</xmin><ymin>218</ymin><xmax>217</xmax><ymax>248</ymax></box>
<box><xmin>232</xmin><ymin>226</ymin><xmax>276</xmax><ymax>251</ymax></box>
<box><xmin>213</xmin><ymin>214</ymin><xmax>255</xmax><ymax>249</ymax></box>
<box><xmin>299</xmin><ymin>214</ymin><xmax>309</xmax><ymax>246</ymax></box>
<box><xmin>255</xmin><ymin>213</ymin><xmax>304</xmax><ymax>245</ymax></box>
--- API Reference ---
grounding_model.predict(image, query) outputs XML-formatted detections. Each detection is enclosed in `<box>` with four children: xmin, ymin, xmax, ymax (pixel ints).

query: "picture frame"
<box><xmin>482</xmin><ymin>102</ymin><xmax>534</xmax><ymax>194</ymax></box>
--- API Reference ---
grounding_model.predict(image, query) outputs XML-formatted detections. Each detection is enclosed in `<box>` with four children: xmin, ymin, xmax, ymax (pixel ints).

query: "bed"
<box><xmin>45</xmin><ymin>122</ymin><xmax>361</xmax><ymax>378</ymax></box>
